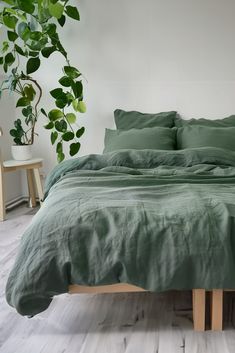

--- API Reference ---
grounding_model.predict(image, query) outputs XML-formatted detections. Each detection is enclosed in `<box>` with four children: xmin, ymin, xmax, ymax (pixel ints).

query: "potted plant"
<box><xmin>0</xmin><ymin>0</ymin><xmax>86</xmax><ymax>162</ymax></box>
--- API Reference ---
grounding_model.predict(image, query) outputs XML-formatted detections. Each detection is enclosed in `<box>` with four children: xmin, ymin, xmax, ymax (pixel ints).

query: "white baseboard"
<box><xmin>6</xmin><ymin>196</ymin><xmax>40</xmax><ymax>210</ymax></box>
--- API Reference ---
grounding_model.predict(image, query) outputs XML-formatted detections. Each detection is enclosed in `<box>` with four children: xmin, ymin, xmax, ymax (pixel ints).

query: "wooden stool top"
<box><xmin>3</xmin><ymin>158</ymin><xmax>43</xmax><ymax>168</ymax></box>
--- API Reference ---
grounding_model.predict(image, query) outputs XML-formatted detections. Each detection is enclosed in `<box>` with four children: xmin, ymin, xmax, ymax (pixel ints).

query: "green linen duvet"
<box><xmin>6</xmin><ymin>147</ymin><xmax>235</xmax><ymax>316</ymax></box>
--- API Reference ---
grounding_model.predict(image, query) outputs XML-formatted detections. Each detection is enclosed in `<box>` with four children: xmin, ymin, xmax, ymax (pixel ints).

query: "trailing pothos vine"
<box><xmin>0</xmin><ymin>0</ymin><xmax>86</xmax><ymax>162</ymax></box>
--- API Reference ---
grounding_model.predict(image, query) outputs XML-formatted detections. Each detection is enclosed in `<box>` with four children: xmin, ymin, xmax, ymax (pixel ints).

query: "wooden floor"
<box><xmin>1</xmin><ymin>205</ymin><xmax>235</xmax><ymax>353</ymax></box>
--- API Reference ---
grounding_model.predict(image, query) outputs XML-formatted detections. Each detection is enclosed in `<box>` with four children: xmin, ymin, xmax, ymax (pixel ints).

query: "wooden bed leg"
<box><xmin>211</xmin><ymin>289</ymin><xmax>223</xmax><ymax>331</ymax></box>
<box><xmin>192</xmin><ymin>289</ymin><xmax>206</xmax><ymax>331</ymax></box>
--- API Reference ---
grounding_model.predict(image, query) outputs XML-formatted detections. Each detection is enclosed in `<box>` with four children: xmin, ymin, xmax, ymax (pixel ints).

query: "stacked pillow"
<box><xmin>176</xmin><ymin>115</ymin><xmax>235</xmax><ymax>150</ymax></box>
<box><xmin>104</xmin><ymin>127</ymin><xmax>176</xmax><ymax>153</ymax></box>
<box><xmin>175</xmin><ymin>115</ymin><xmax>235</xmax><ymax>128</ymax></box>
<box><xmin>114</xmin><ymin>109</ymin><xmax>176</xmax><ymax>129</ymax></box>
<box><xmin>177</xmin><ymin>126</ymin><xmax>235</xmax><ymax>150</ymax></box>
<box><xmin>103</xmin><ymin>109</ymin><xmax>235</xmax><ymax>153</ymax></box>
<box><xmin>104</xmin><ymin>110</ymin><xmax>177</xmax><ymax>153</ymax></box>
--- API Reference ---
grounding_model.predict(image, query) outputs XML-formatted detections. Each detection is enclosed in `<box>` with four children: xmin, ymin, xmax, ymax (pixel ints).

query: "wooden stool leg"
<box><xmin>211</xmin><ymin>289</ymin><xmax>223</xmax><ymax>331</ymax></box>
<box><xmin>33</xmin><ymin>168</ymin><xmax>44</xmax><ymax>204</ymax></box>
<box><xmin>0</xmin><ymin>166</ymin><xmax>5</xmax><ymax>221</ymax></box>
<box><xmin>27</xmin><ymin>169</ymin><xmax>36</xmax><ymax>207</ymax></box>
<box><xmin>192</xmin><ymin>289</ymin><xmax>206</xmax><ymax>331</ymax></box>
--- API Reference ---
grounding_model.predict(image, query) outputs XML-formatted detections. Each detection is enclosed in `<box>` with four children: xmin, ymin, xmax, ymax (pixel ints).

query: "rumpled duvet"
<box><xmin>6</xmin><ymin>147</ymin><xmax>235</xmax><ymax>315</ymax></box>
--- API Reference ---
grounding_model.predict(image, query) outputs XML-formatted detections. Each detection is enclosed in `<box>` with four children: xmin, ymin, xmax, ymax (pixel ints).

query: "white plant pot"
<box><xmin>11</xmin><ymin>145</ymin><xmax>33</xmax><ymax>161</ymax></box>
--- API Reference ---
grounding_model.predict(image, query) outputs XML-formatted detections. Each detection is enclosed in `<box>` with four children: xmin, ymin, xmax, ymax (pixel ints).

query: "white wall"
<box><xmin>36</xmin><ymin>0</ymin><xmax>235</xmax><ymax>173</ymax></box>
<box><xmin>3</xmin><ymin>0</ymin><xmax>235</xmax><ymax>198</ymax></box>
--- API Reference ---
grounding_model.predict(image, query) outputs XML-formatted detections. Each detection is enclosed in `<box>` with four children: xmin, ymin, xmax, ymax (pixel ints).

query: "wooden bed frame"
<box><xmin>68</xmin><ymin>284</ymin><xmax>215</xmax><ymax>331</ymax></box>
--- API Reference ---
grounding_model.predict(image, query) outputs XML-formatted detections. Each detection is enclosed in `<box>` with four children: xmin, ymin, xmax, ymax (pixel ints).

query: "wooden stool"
<box><xmin>0</xmin><ymin>158</ymin><xmax>44</xmax><ymax>221</ymax></box>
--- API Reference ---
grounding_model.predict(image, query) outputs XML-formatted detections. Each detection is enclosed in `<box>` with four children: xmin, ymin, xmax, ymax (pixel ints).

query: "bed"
<box><xmin>5</xmin><ymin>147</ymin><xmax>235</xmax><ymax>330</ymax></box>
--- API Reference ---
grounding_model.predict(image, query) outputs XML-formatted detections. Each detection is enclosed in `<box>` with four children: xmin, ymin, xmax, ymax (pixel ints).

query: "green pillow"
<box><xmin>175</xmin><ymin>115</ymin><xmax>235</xmax><ymax>128</ymax></box>
<box><xmin>104</xmin><ymin>127</ymin><xmax>176</xmax><ymax>153</ymax></box>
<box><xmin>177</xmin><ymin>126</ymin><xmax>235</xmax><ymax>150</ymax></box>
<box><xmin>114</xmin><ymin>109</ymin><xmax>177</xmax><ymax>129</ymax></box>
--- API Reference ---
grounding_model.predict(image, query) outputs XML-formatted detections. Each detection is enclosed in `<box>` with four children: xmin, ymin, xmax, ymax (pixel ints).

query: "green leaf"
<box><xmin>76</xmin><ymin>126</ymin><xmax>85</xmax><ymax>138</ymax></box>
<box><xmin>28</xmin><ymin>36</ymin><xmax>48</xmax><ymax>52</ymax></box>
<box><xmin>28</xmin><ymin>40</ymin><xmax>43</xmax><ymax>52</ymax></box>
<box><xmin>17</xmin><ymin>0</ymin><xmax>35</xmax><ymax>14</ymax></box>
<box><xmin>72</xmin><ymin>81</ymin><xmax>83</xmax><ymax>98</ymax></box>
<box><xmin>3</xmin><ymin>8</ymin><xmax>15</xmax><ymax>14</ymax></box>
<box><xmin>55</xmin><ymin>99</ymin><xmax>67</xmax><ymax>109</ymax></box>
<box><xmin>56</xmin><ymin>141</ymin><xmax>63</xmax><ymax>153</ymax></box>
<box><xmin>66</xmin><ymin>113</ymin><xmax>76</xmax><ymax>124</ymax></box>
<box><xmin>14</xmin><ymin>118</ymin><xmax>22</xmax><ymax>127</ymax></box>
<box><xmin>50</xmin><ymin>88</ymin><xmax>63</xmax><ymax>99</ymax></box>
<box><xmin>7</xmin><ymin>31</ymin><xmax>18</xmax><ymax>42</ymax></box>
<box><xmin>10</xmin><ymin>129</ymin><xmax>17</xmax><ymax>137</ymax></box>
<box><xmin>72</xmin><ymin>99</ymin><xmax>79</xmax><ymax>112</ymax></box>
<box><xmin>22</xmin><ymin>106</ymin><xmax>32</xmax><ymax>117</ymax></box>
<box><xmin>41</xmin><ymin>46</ymin><xmax>56</xmax><ymax>58</ymax></box>
<box><xmin>55</xmin><ymin>99</ymin><xmax>63</xmax><ymax>109</ymax></box>
<box><xmin>51</xmin><ymin>131</ymin><xmax>58</xmax><ymax>145</ymax></box>
<box><xmin>24</xmin><ymin>84</ymin><xmax>36</xmax><ymax>101</ymax></box>
<box><xmin>62</xmin><ymin>131</ymin><xmax>74</xmax><ymax>141</ymax></box>
<box><xmin>53</xmin><ymin>91</ymin><xmax>68</xmax><ymax>108</ymax></box>
<box><xmin>16</xmin><ymin>97</ymin><xmax>30</xmax><ymax>107</ymax></box>
<box><xmin>77</xmin><ymin>101</ymin><xmax>86</xmax><ymax>113</ymax></box>
<box><xmin>0</xmin><ymin>57</ymin><xmax>3</xmax><ymax>65</ymax></box>
<box><xmin>26</xmin><ymin>57</ymin><xmax>41</xmax><ymax>74</ymax></box>
<box><xmin>15</xmin><ymin>44</ymin><xmax>25</xmax><ymax>56</ymax></box>
<box><xmin>39</xmin><ymin>36</ymin><xmax>48</xmax><ymax>47</ymax></box>
<box><xmin>64</xmin><ymin>66</ymin><xmax>80</xmax><ymax>79</ymax></box>
<box><xmin>4</xmin><ymin>52</ymin><xmax>15</xmax><ymax>66</ymax></box>
<box><xmin>3</xmin><ymin>63</ymin><xmax>8</xmax><ymax>73</ymax></box>
<box><xmin>12</xmin><ymin>120</ymin><xmax>25</xmax><ymax>141</ymax></box>
<box><xmin>45</xmin><ymin>23</ymin><xmax>57</xmax><ymax>37</ymax></box>
<box><xmin>44</xmin><ymin>122</ymin><xmax>54</xmax><ymax>129</ymax></box>
<box><xmin>57</xmin><ymin>152</ymin><xmax>65</xmax><ymax>163</ymax></box>
<box><xmin>58</xmin><ymin>14</ymin><xmax>66</xmax><ymax>27</ymax></box>
<box><xmin>1</xmin><ymin>41</ymin><xmax>9</xmax><ymax>54</ymax></box>
<box><xmin>59</xmin><ymin>76</ymin><xmax>72</xmax><ymax>87</ymax></box>
<box><xmin>3</xmin><ymin>15</ymin><xmax>18</xmax><ymax>29</ymax></box>
<box><xmin>30</xmin><ymin>31</ymin><xmax>42</xmax><ymax>41</ymax></box>
<box><xmin>41</xmin><ymin>108</ymin><xmax>47</xmax><ymax>117</ymax></box>
<box><xmin>48</xmin><ymin>109</ymin><xmax>63</xmax><ymax>121</ymax></box>
<box><xmin>70</xmin><ymin>142</ymin><xmax>80</xmax><ymax>156</ymax></box>
<box><xmin>65</xmin><ymin>6</ymin><xmax>80</xmax><ymax>21</ymax></box>
<box><xmin>55</xmin><ymin>120</ymin><xmax>67</xmax><ymax>132</ymax></box>
<box><xmin>48</xmin><ymin>2</ymin><xmax>64</xmax><ymax>19</ymax></box>
<box><xmin>66</xmin><ymin>93</ymin><xmax>74</xmax><ymax>104</ymax></box>
<box><xmin>17</xmin><ymin>22</ymin><xmax>31</xmax><ymax>41</ymax></box>
<box><xmin>13</xmin><ymin>137</ymin><xmax>23</xmax><ymax>145</ymax></box>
